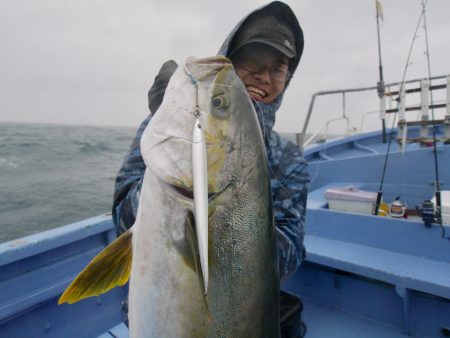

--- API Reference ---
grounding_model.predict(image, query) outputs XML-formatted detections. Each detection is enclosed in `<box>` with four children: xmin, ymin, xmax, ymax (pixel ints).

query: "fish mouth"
<box><xmin>167</xmin><ymin>182</ymin><xmax>231</xmax><ymax>201</ymax></box>
<box><xmin>170</xmin><ymin>184</ymin><xmax>195</xmax><ymax>200</ymax></box>
<box><xmin>166</xmin><ymin>182</ymin><xmax>208</xmax><ymax>201</ymax></box>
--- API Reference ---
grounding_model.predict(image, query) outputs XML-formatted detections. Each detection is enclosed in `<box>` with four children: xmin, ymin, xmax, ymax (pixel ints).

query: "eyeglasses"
<box><xmin>234</xmin><ymin>57</ymin><xmax>292</xmax><ymax>83</ymax></box>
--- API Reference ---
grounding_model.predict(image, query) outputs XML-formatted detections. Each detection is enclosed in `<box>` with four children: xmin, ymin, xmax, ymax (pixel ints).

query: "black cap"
<box><xmin>227</xmin><ymin>1</ymin><xmax>304</xmax><ymax>76</ymax></box>
<box><xmin>229</xmin><ymin>15</ymin><xmax>297</xmax><ymax>59</ymax></box>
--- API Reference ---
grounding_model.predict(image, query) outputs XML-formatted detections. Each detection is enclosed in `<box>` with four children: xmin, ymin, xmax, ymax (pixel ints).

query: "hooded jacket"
<box><xmin>112</xmin><ymin>1</ymin><xmax>309</xmax><ymax>281</ymax></box>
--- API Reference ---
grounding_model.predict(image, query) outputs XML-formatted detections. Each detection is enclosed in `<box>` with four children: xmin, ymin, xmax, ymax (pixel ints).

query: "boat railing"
<box><xmin>298</xmin><ymin>74</ymin><xmax>450</xmax><ymax>150</ymax></box>
<box><xmin>303</xmin><ymin>116</ymin><xmax>351</xmax><ymax>148</ymax></box>
<box><xmin>359</xmin><ymin>109</ymin><xmax>379</xmax><ymax>133</ymax></box>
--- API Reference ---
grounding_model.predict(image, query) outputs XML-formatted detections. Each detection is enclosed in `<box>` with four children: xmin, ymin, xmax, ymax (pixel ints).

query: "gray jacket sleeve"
<box><xmin>112</xmin><ymin>60</ymin><xmax>177</xmax><ymax>234</ymax></box>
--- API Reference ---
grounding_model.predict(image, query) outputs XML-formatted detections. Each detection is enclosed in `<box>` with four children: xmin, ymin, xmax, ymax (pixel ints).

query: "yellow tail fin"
<box><xmin>58</xmin><ymin>228</ymin><xmax>133</xmax><ymax>304</ymax></box>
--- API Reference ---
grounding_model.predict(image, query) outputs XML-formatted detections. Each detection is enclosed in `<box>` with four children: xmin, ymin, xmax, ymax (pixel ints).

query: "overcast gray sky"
<box><xmin>1</xmin><ymin>0</ymin><xmax>449</xmax><ymax>133</ymax></box>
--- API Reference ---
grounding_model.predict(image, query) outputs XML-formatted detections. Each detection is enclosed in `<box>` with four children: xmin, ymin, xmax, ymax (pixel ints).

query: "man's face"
<box><xmin>231</xmin><ymin>44</ymin><xmax>290</xmax><ymax>104</ymax></box>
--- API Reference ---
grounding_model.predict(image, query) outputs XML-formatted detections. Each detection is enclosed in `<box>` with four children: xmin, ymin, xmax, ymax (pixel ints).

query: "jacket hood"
<box><xmin>217</xmin><ymin>1</ymin><xmax>304</xmax><ymax>136</ymax></box>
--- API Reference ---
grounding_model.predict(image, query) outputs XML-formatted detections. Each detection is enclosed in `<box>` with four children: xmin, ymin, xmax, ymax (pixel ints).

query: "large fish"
<box><xmin>59</xmin><ymin>56</ymin><xmax>279</xmax><ymax>337</ymax></box>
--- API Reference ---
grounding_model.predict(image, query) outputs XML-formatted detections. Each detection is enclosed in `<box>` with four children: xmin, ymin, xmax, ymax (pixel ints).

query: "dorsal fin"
<box><xmin>58</xmin><ymin>228</ymin><xmax>133</xmax><ymax>305</ymax></box>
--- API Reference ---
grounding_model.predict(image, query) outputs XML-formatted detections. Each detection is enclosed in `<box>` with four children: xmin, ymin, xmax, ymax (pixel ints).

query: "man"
<box><xmin>113</xmin><ymin>2</ymin><xmax>309</xmax><ymax>337</ymax></box>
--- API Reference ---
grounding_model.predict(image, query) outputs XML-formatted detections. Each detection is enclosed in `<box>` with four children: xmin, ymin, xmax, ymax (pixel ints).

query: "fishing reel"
<box><xmin>416</xmin><ymin>200</ymin><xmax>441</xmax><ymax>228</ymax></box>
<box><xmin>389</xmin><ymin>197</ymin><xmax>406</xmax><ymax>218</ymax></box>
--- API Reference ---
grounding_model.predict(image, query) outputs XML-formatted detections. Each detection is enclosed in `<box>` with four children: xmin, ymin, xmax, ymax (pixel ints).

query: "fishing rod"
<box><xmin>420</xmin><ymin>0</ymin><xmax>447</xmax><ymax>239</ymax></box>
<box><xmin>373</xmin><ymin>1</ymin><xmax>427</xmax><ymax>216</ymax></box>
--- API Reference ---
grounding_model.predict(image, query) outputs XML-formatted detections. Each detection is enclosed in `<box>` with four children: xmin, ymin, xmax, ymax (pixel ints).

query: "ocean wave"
<box><xmin>76</xmin><ymin>140</ymin><xmax>113</xmax><ymax>153</ymax></box>
<box><xmin>0</xmin><ymin>122</ymin><xmax>136</xmax><ymax>243</ymax></box>
<box><xmin>0</xmin><ymin>156</ymin><xmax>26</xmax><ymax>169</ymax></box>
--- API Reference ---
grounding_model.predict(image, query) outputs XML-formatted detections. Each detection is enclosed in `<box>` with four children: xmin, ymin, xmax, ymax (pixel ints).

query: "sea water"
<box><xmin>0</xmin><ymin>122</ymin><xmax>136</xmax><ymax>243</ymax></box>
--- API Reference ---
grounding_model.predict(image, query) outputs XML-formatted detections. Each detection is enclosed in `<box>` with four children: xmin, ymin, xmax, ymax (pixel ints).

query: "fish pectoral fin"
<box><xmin>58</xmin><ymin>228</ymin><xmax>133</xmax><ymax>305</ymax></box>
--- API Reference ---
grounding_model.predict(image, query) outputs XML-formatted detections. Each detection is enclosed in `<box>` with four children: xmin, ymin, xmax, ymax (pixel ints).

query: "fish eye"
<box><xmin>211</xmin><ymin>94</ymin><xmax>231</xmax><ymax>119</ymax></box>
<box><xmin>212</xmin><ymin>95</ymin><xmax>229</xmax><ymax>109</ymax></box>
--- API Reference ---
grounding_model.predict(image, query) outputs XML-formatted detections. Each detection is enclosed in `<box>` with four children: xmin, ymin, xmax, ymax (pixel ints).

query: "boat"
<box><xmin>2</xmin><ymin>1</ymin><xmax>450</xmax><ymax>334</ymax></box>
<box><xmin>1</xmin><ymin>71</ymin><xmax>449</xmax><ymax>337</ymax></box>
